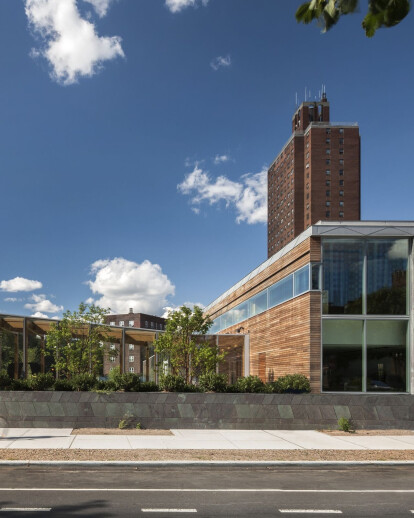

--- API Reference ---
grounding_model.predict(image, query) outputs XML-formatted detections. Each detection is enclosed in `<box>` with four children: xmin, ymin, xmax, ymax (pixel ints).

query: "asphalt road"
<box><xmin>0</xmin><ymin>465</ymin><xmax>412</xmax><ymax>517</ymax></box>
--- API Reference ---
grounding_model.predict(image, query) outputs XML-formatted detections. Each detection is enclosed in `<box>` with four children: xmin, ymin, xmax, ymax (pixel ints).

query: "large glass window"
<box><xmin>312</xmin><ymin>264</ymin><xmax>322</xmax><ymax>290</ymax></box>
<box><xmin>367</xmin><ymin>240</ymin><xmax>408</xmax><ymax>315</ymax></box>
<box><xmin>249</xmin><ymin>291</ymin><xmax>267</xmax><ymax>317</ymax></box>
<box><xmin>323</xmin><ymin>320</ymin><xmax>363</xmax><ymax>392</ymax></box>
<box><xmin>221</xmin><ymin>310</ymin><xmax>234</xmax><ymax>330</ymax></box>
<box><xmin>233</xmin><ymin>302</ymin><xmax>248</xmax><ymax>324</ymax></box>
<box><xmin>323</xmin><ymin>240</ymin><xmax>363</xmax><ymax>314</ymax></box>
<box><xmin>211</xmin><ymin>262</ymin><xmax>318</xmax><ymax>333</ymax></box>
<box><xmin>294</xmin><ymin>265</ymin><xmax>309</xmax><ymax>296</ymax></box>
<box><xmin>269</xmin><ymin>274</ymin><xmax>293</xmax><ymax>308</ymax></box>
<box><xmin>366</xmin><ymin>320</ymin><xmax>407</xmax><ymax>392</ymax></box>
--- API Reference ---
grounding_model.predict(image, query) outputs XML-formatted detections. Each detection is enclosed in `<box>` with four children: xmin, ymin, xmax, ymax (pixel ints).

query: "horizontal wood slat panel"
<box><xmin>218</xmin><ymin>292</ymin><xmax>321</xmax><ymax>391</ymax></box>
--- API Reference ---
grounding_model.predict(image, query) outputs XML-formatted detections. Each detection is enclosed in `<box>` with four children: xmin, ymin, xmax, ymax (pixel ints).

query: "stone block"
<box><xmin>5</xmin><ymin>402</ymin><xmax>22</xmax><ymax>417</ymax></box>
<box><xmin>20</xmin><ymin>402</ymin><xmax>35</xmax><ymax>417</ymax></box>
<box><xmin>292</xmin><ymin>405</ymin><xmax>309</xmax><ymax>420</ymax></box>
<box><xmin>334</xmin><ymin>405</ymin><xmax>351</xmax><ymax>420</ymax></box>
<box><xmin>391</xmin><ymin>405</ymin><xmax>409</xmax><ymax>420</ymax></box>
<box><xmin>361</xmin><ymin>406</ymin><xmax>379</xmax><ymax>421</ymax></box>
<box><xmin>375</xmin><ymin>405</ymin><xmax>394</xmax><ymax>421</ymax></box>
<box><xmin>278</xmin><ymin>405</ymin><xmax>293</xmax><ymax>419</ymax></box>
<box><xmin>348</xmin><ymin>405</ymin><xmax>364</xmax><ymax>421</ymax></box>
<box><xmin>50</xmin><ymin>392</ymin><xmax>62</xmax><ymax>402</ymax></box>
<box><xmin>105</xmin><ymin>403</ymin><xmax>122</xmax><ymax>418</ymax></box>
<box><xmin>47</xmin><ymin>403</ymin><xmax>65</xmax><ymax>417</ymax></box>
<box><xmin>178</xmin><ymin>404</ymin><xmax>194</xmax><ymax>419</ymax></box>
<box><xmin>305</xmin><ymin>405</ymin><xmax>322</xmax><ymax>421</ymax></box>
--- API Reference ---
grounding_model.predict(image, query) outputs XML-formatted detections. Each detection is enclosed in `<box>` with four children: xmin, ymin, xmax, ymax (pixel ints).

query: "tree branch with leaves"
<box><xmin>46</xmin><ymin>303</ymin><xmax>113</xmax><ymax>378</ymax></box>
<box><xmin>296</xmin><ymin>0</ymin><xmax>410</xmax><ymax>37</ymax></box>
<box><xmin>154</xmin><ymin>305</ymin><xmax>224</xmax><ymax>384</ymax></box>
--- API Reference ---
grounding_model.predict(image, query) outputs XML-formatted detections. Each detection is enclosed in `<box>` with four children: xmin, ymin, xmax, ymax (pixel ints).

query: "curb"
<box><xmin>1</xmin><ymin>460</ymin><xmax>414</xmax><ymax>467</ymax></box>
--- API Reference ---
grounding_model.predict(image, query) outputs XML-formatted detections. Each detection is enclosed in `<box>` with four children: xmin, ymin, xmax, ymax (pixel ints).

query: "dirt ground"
<box><xmin>0</xmin><ymin>449</ymin><xmax>413</xmax><ymax>462</ymax></box>
<box><xmin>321</xmin><ymin>429</ymin><xmax>414</xmax><ymax>436</ymax></box>
<box><xmin>71</xmin><ymin>428</ymin><xmax>172</xmax><ymax>435</ymax></box>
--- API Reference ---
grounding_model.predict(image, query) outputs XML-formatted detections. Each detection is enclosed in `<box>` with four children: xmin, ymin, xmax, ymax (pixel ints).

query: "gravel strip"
<box><xmin>71</xmin><ymin>428</ymin><xmax>172</xmax><ymax>435</ymax></box>
<box><xmin>0</xmin><ymin>449</ymin><xmax>413</xmax><ymax>462</ymax></box>
<box><xmin>321</xmin><ymin>429</ymin><xmax>414</xmax><ymax>436</ymax></box>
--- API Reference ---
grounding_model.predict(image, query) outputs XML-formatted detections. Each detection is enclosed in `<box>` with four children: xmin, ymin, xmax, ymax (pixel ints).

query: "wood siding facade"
<box><xmin>206</xmin><ymin>236</ymin><xmax>322</xmax><ymax>392</ymax></box>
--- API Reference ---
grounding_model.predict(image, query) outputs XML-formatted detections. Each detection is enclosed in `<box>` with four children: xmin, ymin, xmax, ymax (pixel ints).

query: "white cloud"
<box><xmin>162</xmin><ymin>301</ymin><xmax>205</xmax><ymax>318</ymax></box>
<box><xmin>388</xmin><ymin>240</ymin><xmax>408</xmax><ymax>260</ymax></box>
<box><xmin>210</xmin><ymin>55</ymin><xmax>231</xmax><ymax>71</ymax></box>
<box><xmin>236</xmin><ymin>170</ymin><xmax>268</xmax><ymax>224</ymax></box>
<box><xmin>213</xmin><ymin>154</ymin><xmax>230</xmax><ymax>165</ymax></box>
<box><xmin>85</xmin><ymin>297</ymin><xmax>95</xmax><ymax>304</ymax></box>
<box><xmin>87</xmin><ymin>257</ymin><xmax>175</xmax><ymax>315</ymax></box>
<box><xmin>25</xmin><ymin>0</ymin><xmax>124</xmax><ymax>85</ymax></box>
<box><xmin>83</xmin><ymin>0</ymin><xmax>116</xmax><ymax>17</ymax></box>
<box><xmin>0</xmin><ymin>277</ymin><xmax>43</xmax><ymax>293</ymax></box>
<box><xmin>31</xmin><ymin>311</ymin><xmax>50</xmax><ymax>319</ymax></box>
<box><xmin>4</xmin><ymin>297</ymin><xmax>21</xmax><ymax>303</ymax></box>
<box><xmin>165</xmin><ymin>0</ymin><xmax>209</xmax><ymax>13</ymax></box>
<box><xmin>191</xmin><ymin>207</ymin><xmax>200</xmax><ymax>215</ymax></box>
<box><xmin>25</xmin><ymin>294</ymin><xmax>64</xmax><ymax>314</ymax></box>
<box><xmin>178</xmin><ymin>165</ymin><xmax>267</xmax><ymax>224</ymax></box>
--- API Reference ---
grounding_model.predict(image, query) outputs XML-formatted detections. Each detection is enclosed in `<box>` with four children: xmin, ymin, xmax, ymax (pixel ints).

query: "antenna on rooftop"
<box><xmin>305</xmin><ymin>87</ymin><xmax>307</xmax><ymax>102</ymax></box>
<box><xmin>295</xmin><ymin>92</ymin><xmax>298</xmax><ymax>108</ymax></box>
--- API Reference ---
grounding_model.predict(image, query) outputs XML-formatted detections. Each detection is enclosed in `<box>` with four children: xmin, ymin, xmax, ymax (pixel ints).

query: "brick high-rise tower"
<box><xmin>267</xmin><ymin>93</ymin><xmax>360</xmax><ymax>257</ymax></box>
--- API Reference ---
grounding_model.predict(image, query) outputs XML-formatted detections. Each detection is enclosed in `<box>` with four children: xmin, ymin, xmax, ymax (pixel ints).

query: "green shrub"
<box><xmin>103</xmin><ymin>379</ymin><xmax>117</xmax><ymax>391</ymax></box>
<box><xmin>338</xmin><ymin>417</ymin><xmax>352</xmax><ymax>433</ymax></box>
<box><xmin>94</xmin><ymin>379</ymin><xmax>107</xmax><ymax>390</ymax></box>
<box><xmin>10</xmin><ymin>378</ymin><xmax>31</xmax><ymax>391</ymax></box>
<box><xmin>268</xmin><ymin>374</ymin><xmax>311</xmax><ymax>394</ymax></box>
<box><xmin>183</xmin><ymin>383</ymin><xmax>204</xmax><ymax>392</ymax></box>
<box><xmin>159</xmin><ymin>374</ymin><xmax>187</xmax><ymax>392</ymax></box>
<box><xmin>28</xmin><ymin>373</ymin><xmax>55</xmax><ymax>391</ymax></box>
<box><xmin>0</xmin><ymin>371</ymin><xmax>12</xmax><ymax>391</ymax></box>
<box><xmin>114</xmin><ymin>373</ymin><xmax>141</xmax><ymax>392</ymax></box>
<box><xmin>234</xmin><ymin>375</ymin><xmax>266</xmax><ymax>393</ymax></box>
<box><xmin>118</xmin><ymin>411</ymin><xmax>135</xmax><ymax>429</ymax></box>
<box><xmin>140</xmin><ymin>381</ymin><xmax>159</xmax><ymax>392</ymax></box>
<box><xmin>198</xmin><ymin>372</ymin><xmax>228</xmax><ymax>392</ymax></box>
<box><xmin>53</xmin><ymin>378</ymin><xmax>74</xmax><ymax>391</ymax></box>
<box><xmin>71</xmin><ymin>374</ymin><xmax>97</xmax><ymax>391</ymax></box>
<box><xmin>118</xmin><ymin>419</ymin><xmax>128</xmax><ymax>429</ymax></box>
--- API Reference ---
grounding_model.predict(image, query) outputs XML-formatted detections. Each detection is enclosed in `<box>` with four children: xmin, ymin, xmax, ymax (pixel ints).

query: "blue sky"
<box><xmin>0</xmin><ymin>0</ymin><xmax>413</xmax><ymax>319</ymax></box>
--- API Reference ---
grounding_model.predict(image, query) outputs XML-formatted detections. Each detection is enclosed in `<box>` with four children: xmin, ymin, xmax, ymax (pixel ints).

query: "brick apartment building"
<box><xmin>105</xmin><ymin>308</ymin><xmax>166</xmax><ymax>331</ymax></box>
<box><xmin>268</xmin><ymin>92</ymin><xmax>360</xmax><ymax>257</ymax></box>
<box><xmin>103</xmin><ymin>309</ymin><xmax>165</xmax><ymax>377</ymax></box>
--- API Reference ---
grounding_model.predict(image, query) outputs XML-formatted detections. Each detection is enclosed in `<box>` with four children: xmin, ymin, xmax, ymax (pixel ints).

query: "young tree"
<box><xmin>296</xmin><ymin>0</ymin><xmax>410</xmax><ymax>37</ymax></box>
<box><xmin>46</xmin><ymin>303</ymin><xmax>113</xmax><ymax>378</ymax></box>
<box><xmin>155</xmin><ymin>305</ymin><xmax>224</xmax><ymax>383</ymax></box>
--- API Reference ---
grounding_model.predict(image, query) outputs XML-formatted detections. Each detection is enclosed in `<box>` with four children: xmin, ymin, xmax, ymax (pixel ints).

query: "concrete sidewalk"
<box><xmin>0</xmin><ymin>428</ymin><xmax>413</xmax><ymax>450</ymax></box>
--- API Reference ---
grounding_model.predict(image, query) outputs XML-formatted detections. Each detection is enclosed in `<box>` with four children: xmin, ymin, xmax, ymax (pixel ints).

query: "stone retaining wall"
<box><xmin>0</xmin><ymin>391</ymin><xmax>413</xmax><ymax>429</ymax></box>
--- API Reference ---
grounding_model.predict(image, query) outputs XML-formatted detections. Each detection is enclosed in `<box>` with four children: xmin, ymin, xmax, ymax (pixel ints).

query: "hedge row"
<box><xmin>0</xmin><ymin>372</ymin><xmax>311</xmax><ymax>394</ymax></box>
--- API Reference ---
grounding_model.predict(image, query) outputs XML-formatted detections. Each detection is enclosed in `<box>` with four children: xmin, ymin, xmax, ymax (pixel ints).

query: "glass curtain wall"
<box><xmin>322</xmin><ymin>238</ymin><xmax>410</xmax><ymax>393</ymax></box>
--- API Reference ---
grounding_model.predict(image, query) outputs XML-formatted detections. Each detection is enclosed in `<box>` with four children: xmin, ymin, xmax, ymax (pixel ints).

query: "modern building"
<box><xmin>0</xmin><ymin>312</ymin><xmax>246</xmax><ymax>383</ymax></box>
<box><xmin>268</xmin><ymin>92</ymin><xmax>360</xmax><ymax>257</ymax></box>
<box><xmin>0</xmin><ymin>314</ymin><xmax>159</xmax><ymax>380</ymax></box>
<box><xmin>206</xmin><ymin>221</ymin><xmax>414</xmax><ymax>394</ymax></box>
